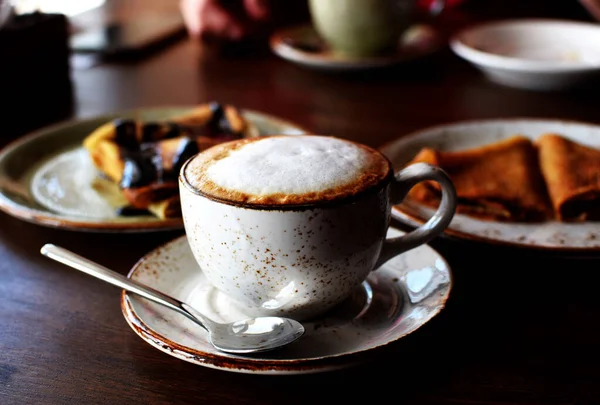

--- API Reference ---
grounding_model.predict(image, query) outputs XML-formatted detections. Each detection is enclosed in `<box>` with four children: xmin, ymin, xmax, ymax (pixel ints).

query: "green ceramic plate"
<box><xmin>0</xmin><ymin>107</ymin><xmax>309</xmax><ymax>232</ymax></box>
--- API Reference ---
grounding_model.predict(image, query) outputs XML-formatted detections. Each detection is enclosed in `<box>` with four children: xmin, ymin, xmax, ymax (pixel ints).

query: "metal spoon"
<box><xmin>40</xmin><ymin>244</ymin><xmax>305</xmax><ymax>354</ymax></box>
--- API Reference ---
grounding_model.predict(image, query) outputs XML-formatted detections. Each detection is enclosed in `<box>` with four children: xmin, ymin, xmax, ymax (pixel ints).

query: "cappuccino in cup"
<box><xmin>180</xmin><ymin>135</ymin><xmax>456</xmax><ymax>321</ymax></box>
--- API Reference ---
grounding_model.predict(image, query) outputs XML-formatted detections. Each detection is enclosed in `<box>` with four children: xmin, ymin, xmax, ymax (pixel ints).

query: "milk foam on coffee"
<box><xmin>183</xmin><ymin>135</ymin><xmax>391</xmax><ymax>205</ymax></box>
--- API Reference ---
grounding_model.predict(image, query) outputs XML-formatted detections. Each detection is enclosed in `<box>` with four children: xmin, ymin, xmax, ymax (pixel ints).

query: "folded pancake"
<box><xmin>83</xmin><ymin>102</ymin><xmax>259</xmax><ymax>219</ymax></box>
<box><xmin>171</xmin><ymin>104</ymin><xmax>259</xmax><ymax>137</ymax></box>
<box><xmin>148</xmin><ymin>196</ymin><xmax>181</xmax><ymax>219</ymax></box>
<box><xmin>407</xmin><ymin>135</ymin><xmax>551</xmax><ymax>222</ymax></box>
<box><xmin>536</xmin><ymin>133</ymin><xmax>600</xmax><ymax>222</ymax></box>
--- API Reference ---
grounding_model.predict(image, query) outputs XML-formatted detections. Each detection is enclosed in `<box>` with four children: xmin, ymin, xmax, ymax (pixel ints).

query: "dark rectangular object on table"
<box><xmin>0</xmin><ymin>12</ymin><xmax>73</xmax><ymax>144</ymax></box>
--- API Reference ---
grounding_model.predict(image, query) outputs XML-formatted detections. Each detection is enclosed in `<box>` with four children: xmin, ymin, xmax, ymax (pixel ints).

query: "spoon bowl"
<box><xmin>40</xmin><ymin>244</ymin><xmax>305</xmax><ymax>354</ymax></box>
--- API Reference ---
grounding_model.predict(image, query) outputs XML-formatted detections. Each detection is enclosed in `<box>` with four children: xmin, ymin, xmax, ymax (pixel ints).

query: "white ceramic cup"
<box><xmin>179</xmin><ymin>135</ymin><xmax>456</xmax><ymax>321</ymax></box>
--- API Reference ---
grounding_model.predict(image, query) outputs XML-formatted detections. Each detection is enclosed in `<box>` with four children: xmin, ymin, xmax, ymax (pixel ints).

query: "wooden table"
<box><xmin>2</xmin><ymin>5</ymin><xmax>600</xmax><ymax>404</ymax></box>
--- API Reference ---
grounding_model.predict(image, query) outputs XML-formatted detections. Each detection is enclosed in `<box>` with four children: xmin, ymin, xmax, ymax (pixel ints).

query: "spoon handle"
<box><xmin>40</xmin><ymin>244</ymin><xmax>210</xmax><ymax>332</ymax></box>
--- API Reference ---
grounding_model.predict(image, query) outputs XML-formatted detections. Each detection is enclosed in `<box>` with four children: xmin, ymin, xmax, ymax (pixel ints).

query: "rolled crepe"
<box><xmin>83</xmin><ymin>103</ymin><xmax>259</xmax><ymax>220</ymax></box>
<box><xmin>536</xmin><ymin>133</ymin><xmax>600</xmax><ymax>222</ymax></box>
<box><xmin>148</xmin><ymin>195</ymin><xmax>181</xmax><ymax>219</ymax></box>
<box><xmin>407</xmin><ymin>135</ymin><xmax>551</xmax><ymax>222</ymax></box>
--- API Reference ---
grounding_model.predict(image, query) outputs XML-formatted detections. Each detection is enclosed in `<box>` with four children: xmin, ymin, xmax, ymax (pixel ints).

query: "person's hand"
<box><xmin>580</xmin><ymin>0</ymin><xmax>600</xmax><ymax>20</ymax></box>
<box><xmin>179</xmin><ymin>0</ymin><xmax>273</xmax><ymax>43</ymax></box>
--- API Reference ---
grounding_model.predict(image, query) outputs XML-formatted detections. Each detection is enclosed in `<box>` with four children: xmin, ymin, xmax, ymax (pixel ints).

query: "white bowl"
<box><xmin>450</xmin><ymin>18</ymin><xmax>600</xmax><ymax>91</ymax></box>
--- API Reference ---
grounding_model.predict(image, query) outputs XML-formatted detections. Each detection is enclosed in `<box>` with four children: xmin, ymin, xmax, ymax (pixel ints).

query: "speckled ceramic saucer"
<box><xmin>379</xmin><ymin>118</ymin><xmax>600</xmax><ymax>255</ymax></box>
<box><xmin>0</xmin><ymin>107</ymin><xmax>309</xmax><ymax>232</ymax></box>
<box><xmin>121</xmin><ymin>228</ymin><xmax>452</xmax><ymax>375</ymax></box>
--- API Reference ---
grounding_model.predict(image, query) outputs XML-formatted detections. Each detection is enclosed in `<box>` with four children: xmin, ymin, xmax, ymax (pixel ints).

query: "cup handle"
<box><xmin>374</xmin><ymin>162</ymin><xmax>456</xmax><ymax>269</ymax></box>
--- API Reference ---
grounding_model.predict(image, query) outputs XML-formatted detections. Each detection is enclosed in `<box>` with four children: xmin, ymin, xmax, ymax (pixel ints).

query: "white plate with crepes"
<box><xmin>0</xmin><ymin>105</ymin><xmax>309</xmax><ymax>232</ymax></box>
<box><xmin>379</xmin><ymin>118</ymin><xmax>600</xmax><ymax>255</ymax></box>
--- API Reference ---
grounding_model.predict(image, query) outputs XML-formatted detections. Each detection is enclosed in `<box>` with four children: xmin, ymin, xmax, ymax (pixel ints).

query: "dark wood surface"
<box><xmin>2</xmin><ymin>4</ymin><xmax>600</xmax><ymax>405</ymax></box>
